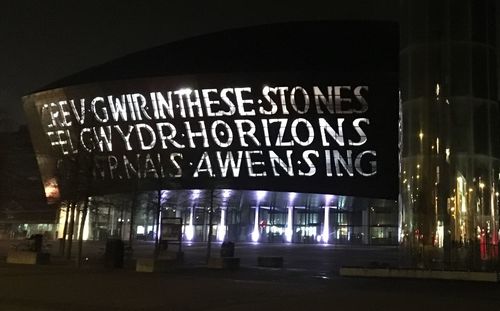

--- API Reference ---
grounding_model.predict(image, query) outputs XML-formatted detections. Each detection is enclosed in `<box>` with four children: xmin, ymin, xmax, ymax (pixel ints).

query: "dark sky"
<box><xmin>0</xmin><ymin>0</ymin><xmax>399</xmax><ymax>126</ymax></box>
<box><xmin>2</xmin><ymin>1</ymin><xmax>500</xmax><ymax>127</ymax></box>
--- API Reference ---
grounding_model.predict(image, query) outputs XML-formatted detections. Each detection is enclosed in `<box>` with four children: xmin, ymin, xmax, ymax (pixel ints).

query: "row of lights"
<box><xmin>165</xmin><ymin>189</ymin><xmax>337</xmax><ymax>243</ymax></box>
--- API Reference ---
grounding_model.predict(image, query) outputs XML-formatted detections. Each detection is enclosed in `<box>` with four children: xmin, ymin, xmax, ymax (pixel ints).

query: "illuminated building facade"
<box><xmin>109</xmin><ymin>190</ymin><xmax>398</xmax><ymax>245</ymax></box>
<box><xmin>54</xmin><ymin>190</ymin><xmax>398</xmax><ymax>245</ymax></box>
<box><xmin>400</xmin><ymin>0</ymin><xmax>500</xmax><ymax>269</ymax></box>
<box><xmin>22</xmin><ymin>1</ymin><xmax>500</xmax><ymax>270</ymax></box>
<box><xmin>165</xmin><ymin>190</ymin><xmax>398</xmax><ymax>245</ymax></box>
<box><xmin>23</xmin><ymin>21</ymin><xmax>400</xmax><ymax>247</ymax></box>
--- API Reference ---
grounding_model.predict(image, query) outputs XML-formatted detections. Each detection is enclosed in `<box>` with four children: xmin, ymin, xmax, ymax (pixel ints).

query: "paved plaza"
<box><xmin>0</xmin><ymin>241</ymin><xmax>498</xmax><ymax>310</ymax></box>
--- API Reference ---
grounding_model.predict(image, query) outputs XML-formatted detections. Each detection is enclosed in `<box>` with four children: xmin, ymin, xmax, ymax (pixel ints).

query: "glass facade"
<box><xmin>55</xmin><ymin>190</ymin><xmax>398</xmax><ymax>246</ymax></box>
<box><xmin>400</xmin><ymin>0</ymin><xmax>500</xmax><ymax>270</ymax></box>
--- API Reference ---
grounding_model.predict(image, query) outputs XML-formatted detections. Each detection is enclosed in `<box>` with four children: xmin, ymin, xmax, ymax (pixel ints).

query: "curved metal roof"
<box><xmin>38</xmin><ymin>20</ymin><xmax>398</xmax><ymax>92</ymax></box>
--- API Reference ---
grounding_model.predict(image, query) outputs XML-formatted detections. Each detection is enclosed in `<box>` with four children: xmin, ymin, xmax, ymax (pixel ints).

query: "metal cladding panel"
<box><xmin>23</xmin><ymin>21</ymin><xmax>399</xmax><ymax>202</ymax></box>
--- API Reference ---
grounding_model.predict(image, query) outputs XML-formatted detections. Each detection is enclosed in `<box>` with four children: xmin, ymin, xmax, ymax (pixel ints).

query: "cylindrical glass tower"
<box><xmin>400</xmin><ymin>0</ymin><xmax>500</xmax><ymax>270</ymax></box>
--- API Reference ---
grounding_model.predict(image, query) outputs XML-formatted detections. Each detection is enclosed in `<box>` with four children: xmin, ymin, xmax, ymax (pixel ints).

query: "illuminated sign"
<box><xmin>23</xmin><ymin>21</ymin><xmax>399</xmax><ymax>202</ymax></box>
<box><xmin>24</xmin><ymin>71</ymin><xmax>398</xmax><ymax>201</ymax></box>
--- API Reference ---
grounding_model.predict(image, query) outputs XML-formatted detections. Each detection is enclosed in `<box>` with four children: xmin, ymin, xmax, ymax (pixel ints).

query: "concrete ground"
<box><xmin>0</xmin><ymin>239</ymin><xmax>401</xmax><ymax>273</ymax></box>
<box><xmin>0</xmin><ymin>240</ymin><xmax>498</xmax><ymax>310</ymax></box>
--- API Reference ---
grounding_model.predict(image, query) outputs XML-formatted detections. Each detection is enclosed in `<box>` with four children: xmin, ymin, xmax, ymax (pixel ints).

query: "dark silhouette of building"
<box><xmin>0</xmin><ymin>126</ymin><xmax>55</xmax><ymax>239</ymax></box>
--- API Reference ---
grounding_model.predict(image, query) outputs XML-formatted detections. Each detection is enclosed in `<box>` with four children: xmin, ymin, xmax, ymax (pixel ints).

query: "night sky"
<box><xmin>3</xmin><ymin>1</ymin><xmax>500</xmax><ymax>127</ymax></box>
<box><xmin>0</xmin><ymin>0</ymin><xmax>399</xmax><ymax>126</ymax></box>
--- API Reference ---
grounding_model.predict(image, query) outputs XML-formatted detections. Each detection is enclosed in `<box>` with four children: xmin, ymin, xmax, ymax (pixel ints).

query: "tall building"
<box><xmin>19</xmin><ymin>0</ymin><xmax>500</xmax><ymax>271</ymax></box>
<box><xmin>400</xmin><ymin>0</ymin><xmax>500</xmax><ymax>269</ymax></box>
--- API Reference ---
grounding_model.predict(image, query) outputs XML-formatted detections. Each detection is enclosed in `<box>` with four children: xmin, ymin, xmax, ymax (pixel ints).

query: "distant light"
<box><xmin>419</xmin><ymin>131</ymin><xmax>424</xmax><ymax>140</ymax></box>
<box><xmin>479</xmin><ymin>182</ymin><xmax>485</xmax><ymax>189</ymax></box>
<box><xmin>137</xmin><ymin>226</ymin><xmax>145</xmax><ymax>235</ymax></box>
<box><xmin>288</xmin><ymin>192</ymin><xmax>297</xmax><ymax>202</ymax></box>
<box><xmin>44</xmin><ymin>178</ymin><xmax>60</xmax><ymax>202</ymax></box>
<box><xmin>316</xmin><ymin>235</ymin><xmax>322</xmax><ymax>243</ymax></box>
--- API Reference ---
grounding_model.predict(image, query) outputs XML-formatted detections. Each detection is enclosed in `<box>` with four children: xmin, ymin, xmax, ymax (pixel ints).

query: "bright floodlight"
<box><xmin>186</xmin><ymin>206</ymin><xmax>195</xmax><ymax>241</ymax></box>
<box><xmin>251</xmin><ymin>229</ymin><xmax>260</xmax><ymax>242</ymax></box>
<box><xmin>256</xmin><ymin>191</ymin><xmax>266</xmax><ymax>201</ymax></box>
<box><xmin>192</xmin><ymin>189</ymin><xmax>201</xmax><ymax>199</ymax></box>
<box><xmin>160</xmin><ymin>190</ymin><xmax>169</xmax><ymax>204</ymax></box>
<box><xmin>217</xmin><ymin>225</ymin><xmax>227</xmax><ymax>241</ymax></box>
<box><xmin>217</xmin><ymin>207</ymin><xmax>227</xmax><ymax>241</ymax></box>
<box><xmin>285</xmin><ymin>205</ymin><xmax>293</xmax><ymax>242</ymax></box>
<box><xmin>325</xmin><ymin>194</ymin><xmax>334</xmax><ymax>204</ymax></box>
<box><xmin>185</xmin><ymin>225</ymin><xmax>194</xmax><ymax>241</ymax></box>
<box><xmin>222</xmin><ymin>189</ymin><xmax>231</xmax><ymax>199</ymax></box>
<box><xmin>285</xmin><ymin>228</ymin><xmax>293</xmax><ymax>243</ymax></box>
